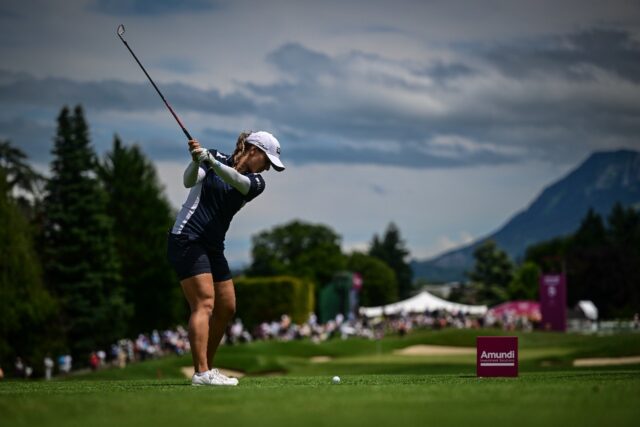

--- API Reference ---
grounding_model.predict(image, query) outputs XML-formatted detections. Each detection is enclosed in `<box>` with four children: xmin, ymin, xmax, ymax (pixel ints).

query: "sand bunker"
<box><xmin>393</xmin><ymin>345</ymin><xmax>476</xmax><ymax>356</ymax></box>
<box><xmin>572</xmin><ymin>356</ymin><xmax>640</xmax><ymax>367</ymax></box>
<box><xmin>181</xmin><ymin>367</ymin><xmax>245</xmax><ymax>379</ymax></box>
<box><xmin>310</xmin><ymin>356</ymin><xmax>333</xmax><ymax>363</ymax></box>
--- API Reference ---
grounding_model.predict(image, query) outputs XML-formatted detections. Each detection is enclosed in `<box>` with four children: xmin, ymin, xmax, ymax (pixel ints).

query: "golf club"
<box><xmin>116</xmin><ymin>24</ymin><xmax>193</xmax><ymax>141</ymax></box>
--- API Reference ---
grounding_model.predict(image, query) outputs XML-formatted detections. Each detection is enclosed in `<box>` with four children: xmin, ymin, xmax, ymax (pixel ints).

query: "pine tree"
<box><xmin>468</xmin><ymin>240</ymin><xmax>513</xmax><ymax>305</ymax></box>
<box><xmin>98</xmin><ymin>136</ymin><xmax>184</xmax><ymax>334</ymax></box>
<box><xmin>608</xmin><ymin>203</ymin><xmax>640</xmax><ymax>248</ymax></box>
<box><xmin>507</xmin><ymin>262</ymin><xmax>540</xmax><ymax>301</ymax></box>
<box><xmin>573</xmin><ymin>208</ymin><xmax>606</xmax><ymax>247</ymax></box>
<box><xmin>0</xmin><ymin>140</ymin><xmax>46</xmax><ymax>220</ymax></box>
<box><xmin>42</xmin><ymin>106</ymin><xmax>131</xmax><ymax>361</ymax></box>
<box><xmin>0</xmin><ymin>140</ymin><xmax>45</xmax><ymax>197</ymax></box>
<box><xmin>369</xmin><ymin>223</ymin><xmax>413</xmax><ymax>299</ymax></box>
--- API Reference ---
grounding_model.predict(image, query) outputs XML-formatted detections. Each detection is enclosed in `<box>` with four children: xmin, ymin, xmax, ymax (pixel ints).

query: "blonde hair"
<box><xmin>231</xmin><ymin>131</ymin><xmax>253</xmax><ymax>167</ymax></box>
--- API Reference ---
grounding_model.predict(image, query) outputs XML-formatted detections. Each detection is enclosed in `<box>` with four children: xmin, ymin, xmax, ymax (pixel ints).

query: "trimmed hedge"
<box><xmin>234</xmin><ymin>276</ymin><xmax>315</xmax><ymax>328</ymax></box>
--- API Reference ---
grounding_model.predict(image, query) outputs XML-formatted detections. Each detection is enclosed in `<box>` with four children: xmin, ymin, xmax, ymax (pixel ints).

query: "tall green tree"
<box><xmin>42</xmin><ymin>106</ymin><xmax>131</xmax><ymax>361</ymax></box>
<box><xmin>568</xmin><ymin>209</ymin><xmax>611</xmax><ymax>310</ymax></box>
<box><xmin>468</xmin><ymin>240</ymin><xmax>514</xmax><ymax>305</ymax></box>
<box><xmin>248</xmin><ymin>220</ymin><xmax>346</xmax><ymax>286</ymax></box>
<box><xmin>573</xmin><ymin>208</ymin><xmax>606</xmax><ymax>247</ymax></box>
<box><xmin>369</xmin><ymin>223</ymin><xmax>413</xmax><ymax>299</ymax></box>
<box><xmin>0</xmin><ymin>140</ymin><xmax>45</xmax><ymax>197</ymax></box>
<box><xmin>0</xmin><ymin>169</ymin><xmax>59</xmax><ymax>372</ymax></box>
<box><xmin>346</xmin><ymin>252</ymin><xmax>398</xmax><ymax>306</ymax></box>
<box><xmin>605</xmin><ymin>203</ymin><xmax>640</xmax><ymax>317</ymax></box>
<box><xmin>608</xmin><ymin>203</ymin><xmax>640</xmax><ymax>247</ymax></box>
<box><xmin>507</xmin><ymin>262</ymin><xmax>540</xmax><ymax>301</ymax></box>
<box><xmin>98</xmin><ymin>136</ymin><xmax>184</xmax><ymax>334</ymax></box>
<box><xmin>0</xmin><ymin>140</ymin><xmax>46</xmax><ymax>219</ymax></box>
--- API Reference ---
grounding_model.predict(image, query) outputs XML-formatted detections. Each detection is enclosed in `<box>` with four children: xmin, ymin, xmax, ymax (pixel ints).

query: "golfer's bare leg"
<box><xmin>207</xmin><ymin>279</ymin><xmax>236</xmax><ymax>367</ymax></box>
<box><xmin>180</xmin><ymin>274</ymin><xmax>214</xmax><ymax>374</ymax></box>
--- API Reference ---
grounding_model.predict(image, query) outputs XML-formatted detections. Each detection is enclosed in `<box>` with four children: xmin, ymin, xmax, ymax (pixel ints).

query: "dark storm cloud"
<box><xmin>362</xmin><ymin>25</ymin><xmax>407</xmax><ymax>35</ymax></box>
<box><xmin>242</xmin><ymin>29</ymin><xmax>640</xmax><ymax>167</ymax></box>
<box><xmin>153</xmin><ymin>58</ymin><xmax>199</xmax><ymax>75</ymax></box>
<box><xmin>370</xmin><ymin>184</ymin><xmax>387</xmax><ymax>195</ymax></box>
<box><xmin>279</xmin><ymin>143</ymin><xmax>517</xmax><ymax>169</ymax></box>
<box><xmin>421</xmin><ymin>62</ymin><xmax>477</xmax><ymax>83</ymax></box>
<box><xmin>0</xmin><ymin>6</ymin><xmax>21</xmax><ymax>19</ymax></box>
<box><xmin>0</xmin><ymin>69</ymin><xmax>255</xmax><ymax>114</ymax></box>
<box><xmin>266</xmin><ymin>43</ymin><xmax>337</xmax><ymax>80</ymax></box>
<box><xmin>2</xmin><ymin>26</ymin><xmax>639</xmax><ymax>170</ymax></box>
<box><xmin>483</xmin><ymin>28</ymin><xmax>640</xmax><ymax>83</ymax></box>
<box><xmin>0</xmin><ymin>117</ymin><xmax>56</xmax><ymax>162</ymax></box>
<box><xmin>245</xmin><ymin>43</ymin><xmax>518</xmax><ymax>162</ymax></box>
<box><xmin>92</xmin><ymin>0</ymin><xmax>218</xmax><ymax>16</ymax></box>
<box><xmin>0</xmin><ymin>111</ymin><xmax>201</xmax><ymax>165</ymax></box>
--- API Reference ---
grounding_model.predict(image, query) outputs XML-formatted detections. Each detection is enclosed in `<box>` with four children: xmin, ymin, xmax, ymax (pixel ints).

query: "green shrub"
<box><xmin>234</xmin><ymin>276</ymin><xmax>314</xmax><ymax>328</ymax></box>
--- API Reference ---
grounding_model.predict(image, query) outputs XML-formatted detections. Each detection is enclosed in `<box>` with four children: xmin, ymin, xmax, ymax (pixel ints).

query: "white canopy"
<box><xmin>577</xmin><ymin>300</ymin><xmax>598</xmax><ymax>320</ymax></box>
<box><xmin>359</xmin><ymin>291</ymin><xmax>488</xmax><ymax>317</ymax></box>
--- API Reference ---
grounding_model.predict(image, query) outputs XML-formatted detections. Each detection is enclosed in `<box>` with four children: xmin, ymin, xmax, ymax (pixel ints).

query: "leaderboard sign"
<box><xmin>539</xmin><ymin>274</ymin><xmax>567</xmax><ymax>331</ymax></box>
<box><xmin>476</xmin><ymin>337</ymin><xmax>518</xmax><ymax>377</ymax></box>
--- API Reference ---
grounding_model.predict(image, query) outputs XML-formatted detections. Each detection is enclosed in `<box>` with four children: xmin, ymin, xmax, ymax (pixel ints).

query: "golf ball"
<box><xmin>332</xmin><ymin>376</ymin><xmax>341</xmax><ymax>384</ymax></box>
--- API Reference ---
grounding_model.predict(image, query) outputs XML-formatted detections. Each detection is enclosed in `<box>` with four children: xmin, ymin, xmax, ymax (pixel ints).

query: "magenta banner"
<box><xmin>476</xmin><ymin>336</ymin><xmax>518</xmax><ymax>377</ymax></box>
<box><xmin>539</xmin><ymin>274</ymin><xmax>567</xmax><ymax>331</ymax></box>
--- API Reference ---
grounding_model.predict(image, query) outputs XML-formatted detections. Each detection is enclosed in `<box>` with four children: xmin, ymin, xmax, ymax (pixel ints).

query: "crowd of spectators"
<box><xmin>230</xmin><ymin>309</ymin><xmax>488</xmax><ymax>344</ymax></box>
<box><xmin>4</xmin><ymin>305</ymin><xmax>611</xmax><ymax>380</ymax></box>
<box><xmin>3</xmin><ymin>326</ymin><xmax>191</xmax><ymax>380</ymax></box>
<box><xmin>101</xmin><ymin>326</ymin><xmax>191</xmax><ymax>370</ymax></box>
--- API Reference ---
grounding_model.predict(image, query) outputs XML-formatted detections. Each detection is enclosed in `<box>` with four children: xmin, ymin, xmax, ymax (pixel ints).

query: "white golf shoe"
<box><xmin>210</xmin><ymin>368</ymin><xmax>239</xmax><ymax>386</ymax></box>
<box><xmin>191</xmin><ymin>368</ymin><xmax>238</xmax><ymax>386</ymax></box>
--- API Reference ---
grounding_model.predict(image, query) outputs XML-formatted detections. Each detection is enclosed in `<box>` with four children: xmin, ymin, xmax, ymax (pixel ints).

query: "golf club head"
<box><xmin>117</xmin><ymin>24</ymin><xmax>125</xmax><ymax>39</ymax></box>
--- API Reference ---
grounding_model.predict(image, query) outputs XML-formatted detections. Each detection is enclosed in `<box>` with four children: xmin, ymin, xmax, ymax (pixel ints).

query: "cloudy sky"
<box><xmin>2</xmin><ymin>0</ymin><xmax>639</xmax><ymax>267</ymax></box>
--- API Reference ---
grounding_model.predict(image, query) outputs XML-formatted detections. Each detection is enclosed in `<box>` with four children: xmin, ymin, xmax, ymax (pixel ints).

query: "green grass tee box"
<box><xmin>1</xmin><ymin>329</ymin><xmax>639</xmax><ymax>427</ymax></box>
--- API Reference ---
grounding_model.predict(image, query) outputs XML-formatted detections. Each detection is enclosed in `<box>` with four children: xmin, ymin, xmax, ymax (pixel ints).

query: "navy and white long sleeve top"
<box><xmin>171</xmin><ymin>149</ymin><xmax>266</xmax><ymax>251</ymax></box>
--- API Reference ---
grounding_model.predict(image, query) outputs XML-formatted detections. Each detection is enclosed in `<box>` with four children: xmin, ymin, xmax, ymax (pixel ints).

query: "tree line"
<box><xmin>458</xmin><ymin>205</ymin><xmax>640</xmax><ymax>318</ymax></box>
<box><xmin>1</xmin><ymin>106</ymin><xmax>182</xmax><ymax>371</ymax></box>
<box><xmin>246</xmin><ymin>220</ymin><xmax>414</xmax><ymax>309</ymax></box>
<box><xmin>526</xmin><ymin>205</ymin><xmax>640</xmax><ymax>318</ymax></box>
<box><xmin>0</xmin><ymin>105</ymin><xmax>415</xmax><ymax>371</ymax></box>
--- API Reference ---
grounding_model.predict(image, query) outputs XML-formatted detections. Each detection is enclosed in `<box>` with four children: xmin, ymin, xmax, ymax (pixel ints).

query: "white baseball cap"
<box><xmin>245</xmin><ymin>131</ymin><xmax>285</xmax><ymax>171</ymax></box>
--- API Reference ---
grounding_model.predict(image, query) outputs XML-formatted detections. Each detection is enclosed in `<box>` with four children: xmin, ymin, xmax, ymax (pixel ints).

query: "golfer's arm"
<box><xmin>204</xmin><ymin>156</ymin><xmax>251</xmax><ymax>195</ymax></box>
<box><xmin>183</xmin><ymin>161</ymin><xmax>205</xmax><ymax>188</ymax></box>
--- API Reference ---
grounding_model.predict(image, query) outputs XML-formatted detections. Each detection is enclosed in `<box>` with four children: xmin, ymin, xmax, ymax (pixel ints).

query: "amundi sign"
<box><xmin>477</xmin><ymin>337</ymin><xmax>518</xmax><ymax>377</ymax></box>
<box><xmin>480</xmin><ymin>351</ymin><xmax>516</xmax><ymax>364</ymax></box>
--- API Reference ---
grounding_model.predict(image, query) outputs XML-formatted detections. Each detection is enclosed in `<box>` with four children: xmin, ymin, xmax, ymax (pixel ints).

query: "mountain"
<box><xmin>411</xmin><ymin>149</ymin><xmax>640</xmax><ymax>283</ymax></box>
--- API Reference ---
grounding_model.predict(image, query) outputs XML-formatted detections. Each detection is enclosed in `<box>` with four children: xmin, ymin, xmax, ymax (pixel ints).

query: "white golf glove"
<box><xmin>191</xmin><ymin>147</ymin><xmax>213</xmax><ymax>165</ymax></box>
<box><xmin>186</xmin><ymin>147</ymin><xmax>251</xmax><ymax>195</ymax></box>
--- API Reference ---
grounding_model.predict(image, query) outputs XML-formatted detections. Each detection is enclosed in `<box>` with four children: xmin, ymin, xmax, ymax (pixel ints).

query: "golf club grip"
<box><xmin>120</xmin><ymin>39</ymin><xmax>193</xmax><ymax>141</ymax></box>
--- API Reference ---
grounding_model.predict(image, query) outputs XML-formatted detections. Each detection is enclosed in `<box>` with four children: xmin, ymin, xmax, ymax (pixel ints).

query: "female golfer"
<box><xmin>167</xmin><ymin>131</ymin><xmax>284</xmax><ymax>386</ymax></box>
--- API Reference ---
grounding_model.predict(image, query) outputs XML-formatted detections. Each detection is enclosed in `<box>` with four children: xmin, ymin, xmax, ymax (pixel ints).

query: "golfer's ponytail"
<box><xmin>231</xmin><ymin>131</ymin><xmax>252</xmax><ymax>167</ymax></box>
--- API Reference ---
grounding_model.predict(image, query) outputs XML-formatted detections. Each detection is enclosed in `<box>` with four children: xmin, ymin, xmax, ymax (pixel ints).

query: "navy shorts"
<box><xmin>167</xmin><ymin>233</ymin><xmax>232</xmax><ymax>282</ymax></box>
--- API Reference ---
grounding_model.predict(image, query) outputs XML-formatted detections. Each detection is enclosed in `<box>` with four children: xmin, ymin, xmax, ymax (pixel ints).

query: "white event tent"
<box><xmin>359</xmin><ymin>290</ymin><xmax>488</xmax><ymax>317</ymax></box>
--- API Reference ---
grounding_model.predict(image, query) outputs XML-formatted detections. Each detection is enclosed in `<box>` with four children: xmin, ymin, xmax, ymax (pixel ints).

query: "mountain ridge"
<box><xmin>411</xmin><ymin>149</ymin><xmax>640</xmax><ymax>282</ymax></box>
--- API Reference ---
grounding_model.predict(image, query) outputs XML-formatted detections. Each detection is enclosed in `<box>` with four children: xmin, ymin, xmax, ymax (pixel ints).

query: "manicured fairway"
<box><xmin>1</xmin><ymin>371</ymin><xmax>639</xmax><ymax>427</ymax></box>
<box><xmin>2</xmin><ymin>329</ymin><xmax>639</xmax><ymax>427</ymax></box>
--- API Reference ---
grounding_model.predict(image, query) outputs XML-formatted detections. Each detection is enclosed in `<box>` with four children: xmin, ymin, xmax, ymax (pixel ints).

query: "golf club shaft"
<box><xmin>117</xmin><ymin>26</ymin><xmax>193</xmax><ymax>141</ymax></box>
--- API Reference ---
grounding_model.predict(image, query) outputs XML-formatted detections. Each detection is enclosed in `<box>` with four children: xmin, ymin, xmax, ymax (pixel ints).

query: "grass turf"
<box><xmin>1</xmin><ymin>372</ymin><xmax>639</xmax><ymax>427</ymax></box>
<box><xmin>1</xmin><ymin>329</ymin><xmax>639</xmax><ymax>427</ymax></box>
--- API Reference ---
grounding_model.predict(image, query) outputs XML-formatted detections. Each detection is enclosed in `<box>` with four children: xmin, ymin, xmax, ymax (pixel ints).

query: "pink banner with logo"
<box><xmin>539</xmin><ymin>273</ymin><xmax>567</xmax><ymax>331</ymax></box>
